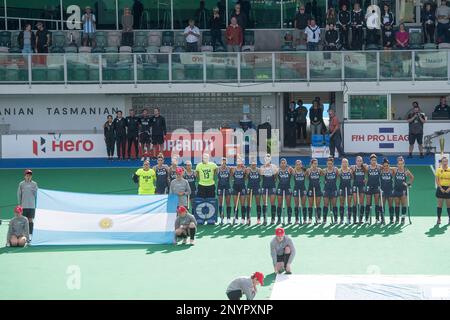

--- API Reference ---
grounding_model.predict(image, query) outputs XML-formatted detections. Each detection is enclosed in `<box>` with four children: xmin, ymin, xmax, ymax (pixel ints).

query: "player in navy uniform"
<box><xmin>276</xmin><ymin>158</ymin><xmax>293</xmax><ymax>224</ymax></box>
<box><xmin>139</xmin><ymin>108</ymin><xmax>152</xmax><ymax>161</ymax></box>
<box><xmin>246</xmin><ymin>159</ymin><xmax>261</xmax><ymax>224</ymax></box>
<box><xmin>352</xmin><ymin>156</ymin><xmax>367</xmax><ymax>224</ymax></box>
<box><xmin>339</xmin><ymin>158</ymin><xmax>353</xmax><ymax>224</ymax></box>
<box><xmin>153</xmin><ymin>155</ymin><xmax>170</xmax><ymax>194</ymax></box>
<box><xmin>392</xmin><ymin>156</ymin><xmax>414</xmax><ymax>224</ymax></box>
<box><xmin>365</xmin><ymin>154</ymin><xmax>382</xmax><ymax>224</ymax></box>
<box><xmin>323</xmin><ymin>157</ymin><xmax>339</xmax><ymax>224</ymax></box>
<box><xmin>184</xmin><ymin>160</ymin><xmax>197</xmax><ymax>206</ymax></box>
<box><xmin>168</xmin><ymin>156</ymin><xmax>178</xmax><ymax>183</ymax></box>
<box><xmin>260</xmin><ymin>154</ymin><xmax>279</xmax><ymax>225</ymax></box>
<box><xmin>217</xmin><ymin>157</ymin><xmax>232</xmax><ymax>224</ymax></box>
<box><xmin>125</xmin><ymin>109</ymin><xmax>140</xmax><ymax>160</ymax></box>
<box><xmin>293</xmin><ymin>160</ymin><xmax>307</xmax><ymax>224</ymax></box>
<box><xmin>306</xmin><ymin>158</ymin><xmax>323</xmax><ymax>224</ymax></box>
<box><xmin>379</xmin><ymin>158</ymin><xmax>394</xmax><ymax>225</ymax></box>
<box><xmin>231</xmin><ymin>157</ymin><xmax>248</xmax><ymax>224</ymax></box>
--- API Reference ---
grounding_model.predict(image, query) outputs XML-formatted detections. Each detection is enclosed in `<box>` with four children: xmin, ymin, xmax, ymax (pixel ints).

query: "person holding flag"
<box><xmin>174</xmin><ymin>206</ymin><xmax>197</xmax><ymax>245</ymax></box>
<box><xmin>132</xmin><ymin>160</ymin><xmax>156</xmax><ymax>195</ymax></box>
<box><xmin>226</xmin><ymin>272</ymin><xmax>264</xmax><ymax>300</ymax></box>
<box><xmin>270</xmin><ymin>227</ymin><xmax>296</xmax><ymax>274</ymax></box>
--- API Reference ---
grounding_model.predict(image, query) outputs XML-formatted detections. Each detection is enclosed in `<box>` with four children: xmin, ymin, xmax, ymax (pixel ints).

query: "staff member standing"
<box><xmin>126</xmin><ymin>109</ymin><xmax>140</xmax><ymax>160</ymax></box>
<box><xmin>103</xmin><ymin>115</ymin><xmax>115</xmax><ymax>160</ymax></box>
<box><xmin>196</xmin><ymin>153</ymin><xmax>218</xmax><ymax>198</ymax></box>
<box><xmin>270</xmin><ymin>228</ymin><xmax>296</xmax><ymax>274</ymax></box>
<box><xmin>17</xmin><ymin>169</ymin><xmax>38</xmax><ymax>238</ymax></box>
<box><xmin>436</xmin><ymin>156</ymin><xmax>450</xmax><ymax>225</ymax></box>
<box><xmin>151</xmin><ymin>107</ymin><xmax>167</xmax><ymax>159</ymax></box>
<box><xmin>170</xmin><ymin>167</ymin><xmax>191</xmax><ymax>207</ymax></box>
<box><xmin>296</xmin><ymin>99</ymin><xmax>308</xmax><ymax>143</ymax></box>
<box><xmin>226</xmin><ymin>272</ymin><xmax>264</xmax><ymax>300</ymax></box>
<box><xmin>407</xmin><ymin>102</ymin><xmax>426</xmax><ymax>159</ymax></box>
<box><xmin>328</xmin><ymin>109</ymin><xmax>344</xmax><ymax>159</ymax></box>
<box><xmin>132</xmin><ymin>160</ymin><xmax>156</xmax><ymax>195</ymax></box>
<box><xmin>113</xmin><ymin>110</ymin><xmax>127</xmax><ymax>160</ymax></box>
<box><xmin>285</xmin><ymin>102</ymin><xmax>298</xmax><ymax>148</ymax></box>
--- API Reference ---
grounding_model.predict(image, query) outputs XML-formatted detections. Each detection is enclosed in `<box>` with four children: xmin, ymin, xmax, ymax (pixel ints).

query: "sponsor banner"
<box><xmin>311</xmin><ymin>146</ymin><xmax>332</xmax><ymax>158</ymax></box>
<box><xmin>179</xmin><ymin>53</ymin><xmax>237</xmax><ymax>67</ymax></box>
<box><xmin>343</xmin><ymin>122</ymin><xmax>450</xmax><ymax>153</ymax></box>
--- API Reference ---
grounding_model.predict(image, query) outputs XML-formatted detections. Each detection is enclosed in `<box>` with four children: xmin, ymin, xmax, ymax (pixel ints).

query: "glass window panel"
<box><xmin>349</xmin><ymin>95</ymin><xmax>388</xmax><ymax>120</ymax></box>
<box><xmin>137</xmin><ymin>53</ymin><xmax>170</xmax><ymax>81</ymax></box>
<box><xmin>282</xmin><ymin>0</ymin><xmax>297</xmax><ymax>28</ymax></box>
<box><xmin>205</xmin><ymin>52</ymin><xmax>238</xmax><ymax>82</ymax></box>
<box><xmin>309</xmin><ymin>51</ymin><xmax>341</xmax><ymax>80</ymax></box>
<box><xmin>173</xmin><ymin>0</ymin><xmax>222</xmax><ymax>30</ymax></box>
<box><xmin>275</xmin><ymin>52</ymin><xmax>306</xmax><ymax>80</ymax></box>
<box><xmin>228</xmin><ymin>0</ymin><xmax>281</xmax><ymax>29</ymax></box>
<box><xmin>414</xmin><ymin>50</ymin><xmax>448</xmax><ymax>81</ymax></box>
<box><xmin>7</xmin><ymin>0</ymin><xmax>61</xmax><ymax>30</ymax></box>
<box><xmin>344</xmin><ymin>51</ymin><xmax>377</xmax><ymax>80</ymax></box>
<box><xmin>32</xmin><ymin>53</ymin><xmax>65</xmax><ymax>83</ymax></box>
<box><xmin>0</xmin><ymin>54</ymin><xmax>29</xmax><ymax>82</ymax></box>
<box><xmin>241</xmin><ymin>52</ymin><xmax>272</xmax><ymax>81</ymax></box>
<box><xmin>67</xmin><ymin>53</ymin><xmax>100</xmax><ymax>82</ymax></box>
<box><xmin>62</xmin><ymin>0</ymin><xmax>116</xmax><ymax>30</ymax></box>
<box><xmin>172</xmin><ymin>53</ymin><xmax>203</xmax><ymax>82</ymax></box>
<box><xmin>0</xmin><ymin>2</ymin><xmax>5</xmax><ymax>30</ymax></box>
<box><xmin>380</xmin><ymin>50</ymin><xmax>412</xmax><ymax>81</ymax></box>
<box><xmin>399</xmin><ymin>0</ymin><xmax>415</xmax><ymax>23</ymax></box>
<box><xmin>119</xmin><ymin>0</ymin><xmax>172</xmax><ymax>29</ymax></box>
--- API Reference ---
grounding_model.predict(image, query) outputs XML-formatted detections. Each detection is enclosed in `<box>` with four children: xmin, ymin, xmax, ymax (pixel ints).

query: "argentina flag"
<box><xmin>32</xmin><ymin>189</ymin><xmax>177</xmax><ymax>246</ymax></box>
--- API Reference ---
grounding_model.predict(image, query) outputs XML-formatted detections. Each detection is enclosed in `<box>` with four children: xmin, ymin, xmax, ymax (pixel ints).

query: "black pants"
<box><xmin>105</xmin><ymin>137</ymin><xmax>115</xmax><ymax>157</ymax></box>
<box><xmin>186</xmin><ymin>42</ymin><xmax>198</xmax><ymax>52</ymax></box>
<box><xmin>297</xmin><ymin>122</ymin><xmax>307</xmax><ymax>139</ymax></box>
<box><xmin>351</xmin><ymin>27</ymin><xmax>363</xmax><ymax>50</ymax></box>
<box><xmin>211</xmin><ymin>29</ymin><xmax>223</xmax><ymax>48</ymax></box>
<box><xmin>423</xmin><ymin>24</ymin><xmax>435</xmax><ymax>43</ymax></box>
<box><xmin>286</xmin><ymin>124</ymin><xmax>297</xmax><ymax>148</ymax></box>
<box><xmin>127</xmin><ymin>135</ymin><xmax>139</xmax><ymax>159</ymax></box>
<box><xmin>121</xmin><ymin>32</ymin><xmax>134</xmax><ymax>46</ymax></box>
<box><xmin>329</xmin><ymin>131</ymin><xmax>344</xmax><ymax>158</ymax></box>
<box><xmin>197</xmin><ymin>185</ymin><xmax>216</xmax><ymax>198</ymax></box>
<box><xmin>366</xmin><ymin>29</ymin><xmax>378</xmax><ymax>46</ymax></box>
<box><xmin>227</xmin><ymin>290</ymin><xmax>243</xmax><ymax>300</ymax></box>
<box><xmin>339</xmin><ymin>26</ymin><xmax>350</xmax><ymax>49</ymax></box>
<box><xmin>277</xmin><ymin>253</ymin><xmax>291</xmax><ymax>268</ymax></box>
<box><xmin>116</xmin><ymin>136</ymin><xmax>127</xmax><ymax>159</ymax></box>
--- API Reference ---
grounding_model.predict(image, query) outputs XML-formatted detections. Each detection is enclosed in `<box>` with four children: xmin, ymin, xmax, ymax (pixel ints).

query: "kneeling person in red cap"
<box><xmin>271</xmin><ymin>228</ymin><xmax>296</xmax><ymax>274</ymax></box>
<box><xmin>226</xmin><ymin>272</ymin><xmax>264</xmax><ymax>300</ymax></box>
<box><xmin>6</xmin><ymin>206</ymin><xmax>30</xmax><ymax>247</ymax></box>
<box><xmin>175</xmin><ymin>206</ymin><xmax>197</xmax><ymax>245</ymax></box>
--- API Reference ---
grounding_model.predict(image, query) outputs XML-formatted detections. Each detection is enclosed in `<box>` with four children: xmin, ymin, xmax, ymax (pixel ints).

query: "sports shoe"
<box><xmin>182</xmin><ymin>238</ymin><xmax>187</xmax><ymax>244</ymax></box>
<box><xmin>263</xmin><ymin>219</ymin><xmax>267</xmax><ymax>225</ymax></box>
<box><xmin>256</xmin><ymin>219</ymin><xmax>261</xmax><ymax>225</ymax></box>
<box><xmin>189</xmin><ymin>239</ymin><xmax>195</xmax><ymax>245</ymax></box>
<box><xmin>308</xmin><ymin>218</ymin><xmax>312</xmax><ymax>224</ymax></box>
<box><xmin>247</xmin><ymin>219</ymin><xmax>251</xmax><ymax>225</ymax></box>
<box><xmin>276</xmin><ymin>219</ymin><xmax>281</xmax><ymax>225</ymax></box>
<box><xmin>394</xmin><ymin>219</ymin><xmax>399</xmax><ymax>224</ymax></box>
<box><xmin>287</xmin><ymin>218</ymin><xmax>292</xmax><ymax>225</ymax></box>
<box><xmin>270</xmin><ymin>219</ymin><xmax>275</xmax><ymax>225</ymax></box>
<box><xmin>437</xmin><ymin>218</ymin><xmax>441</xmax><ymax>225</ymax></box>
<box><xmin>285</xmin><ymin>271</ymin><xmax>292</xmax><ymax>275</ymax></box>
<box><xmin>140</xmin><ymin>157</ymin><xmax>145</xmax><ymax>161</ymax></box>
<box><xmin>401</xmin><ymin>217</ymin><xmax>405</xmax><ymax>225</ymax></box>
<box><xmin>295</xmin><ymin>219</ymin><xmax>300</xmax><ymax>225</ymax></box>
<box><xmin>226</xmin><ymin>218</ymin><xmax>230</xmax><ymax>224</ymax></box>
<box><xmin>241</xmin><ymin>219</ymin><xmax>245</xmax><ymax>225</ymax></box>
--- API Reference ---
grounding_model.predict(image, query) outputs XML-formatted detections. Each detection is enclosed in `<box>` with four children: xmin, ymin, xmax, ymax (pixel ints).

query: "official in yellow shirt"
<box><xmin>195</xmin><ymin>153</ymin><xmax>218</xmax><ymax>198</ymax></box>
<box><xmin>133</xmin><ymin>160</ymin><xmax>156</xmax><ymax>195</ymax></box>
<box><xmin>435</xmin><ymin>156</ymin><xmax>450</xmax><ymax>224</ymax></box>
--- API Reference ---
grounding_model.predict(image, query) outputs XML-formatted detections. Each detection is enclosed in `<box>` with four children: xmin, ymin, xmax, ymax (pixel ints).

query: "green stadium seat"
<box><xmin>46</xmin><ymin>66</ymin><xmax>63</xmax><ymax>82</ymax></box>
<box><xmin>0</xmin><ymin>31</ymin><xmax>11</xmax><ymax>47</ymax></box>
<box><xmin>88</xmin><ymin>65</ymin><xmax>99</xmax><ymax>81</ymax></box>
<box><xmin>172</xmin><ymin>63</ymin><xmax>185</xmax><ymax>80</ymax></box>
<box><xmin>32</xmin><ymin>66</ymin><xmax>47</xmax><ymax>82</ymax></box>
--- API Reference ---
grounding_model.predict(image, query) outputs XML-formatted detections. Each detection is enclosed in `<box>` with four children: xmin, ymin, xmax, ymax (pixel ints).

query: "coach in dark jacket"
<box><xmin>104</xmin><ymin>115</ymin><xmax>115</xmax><ymax>160</ymax></box>
<box><xmin>126</xmin><ymin>109</ymin><xmax>140</xmax><ymax>160</ymax></box>
<box><xmin>113</xmin><ymin>110</ymin><xmax>127</xmax><ymax>160</ymax></box>
<box><xmin>151</xmin><ymin>107</ymin><xmax>167</xmax><ymax>158</ymax></box>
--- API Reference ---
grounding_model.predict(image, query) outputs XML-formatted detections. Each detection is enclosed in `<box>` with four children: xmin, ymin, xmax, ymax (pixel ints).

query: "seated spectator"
<box><xmin>395</xmin><ymin>23</ymin><xmax>409</xmax><ymax>49</ymax></box>
<box><xmin>82</xmin><ymin>6</ymin><xmax>96</xmax><ymax>47</ymax></box>
<box><xmin>382</xmin><ymin>22</ymin><xmax>395</xmax><ymax>49</ymax></box>
<box><xmin>210</xmin><ymin>7</ymin><xmax>224</xmax><ymax>49</ymax></box>
<box><xmin>184</xmin><ymin>19</ymin><xmax>201</xmax><ymax>52</ymax></box>
<box><xmin>325</xmin><ymin>23</ymin><xmax>340</xmax><ymax>50</ymax></box>
<box><xmin>18</xmin><ymin>23</ymin><xmax>36</xmax><ymax>54</ymax></box>
<box><xmin>305</xmin><ymin>18</ymin><xmax>321</xmax><ymax>51</ymax></box>
<box><xmin>421</xmin><ymin>2</ymin><xmax>436</xmax><ymax>44</ymax></box>
<box><xmin>121</xmin><ymin>7</ymin><xmax>134</xmax><ymax>46</ymax></box>
<box><xmin>174</xmin><ymin>206</ymin><xmax>197</xmax><ymax>245</ymax></box>
<box><xmin>434</xmin><ymin>96</ymin><xmax>450</xmax><ymax>118</ymax></box>
<box><xmin>6</xmin><ymin>206</ymin><xmax>29</xmax><ymax>247</ymax></box>
<box><xmin>226</xmin><ymin>17</ymin><xmax>243</xmax><ymax>52</ymax></box>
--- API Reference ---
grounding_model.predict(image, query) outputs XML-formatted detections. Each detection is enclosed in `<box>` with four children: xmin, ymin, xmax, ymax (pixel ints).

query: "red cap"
<box><xmin>24</xmin><ymin>169</ymin><xmax>33</xmax><ymax>175</ymax></box>
<box><xmin>176</xmin><ymin>167</ymin><xmax>184</xmax><ymax>175</ymax></box>
<box><xmin>14</xmin><ymin>205</ymin><xmax>23</xmax><ymax>214</ymax></box>
<box><xmin>177</xmin><ymin>206</ymin><xmax>187</xmax><ymax>214</ymax></box>
<box><xmin>253</xmin><ymin>272</ymin><xmax>264</xmax><ymax>285</ymax></box>
<box><xmin>275</xmin><ymin>227</ymin><xmax>285</xmax><ymax>237</ymax></box>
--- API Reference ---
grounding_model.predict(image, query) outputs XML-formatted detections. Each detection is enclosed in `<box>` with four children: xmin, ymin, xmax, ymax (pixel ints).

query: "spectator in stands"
<box><xmin>35</xmin><ymin>22</ymin><xmax>50</xmax><ymax>55</ymax></box>
<box><xmin>18</xmin><ymin>24</ymin><xmax>36</xmax><ymax>54</ymax></box>
<box><xmin>104</xmin><ymin>115</ymin><xmax>115</xmax><ymax>160</ymax></box>
<box><xmin>296</xmin><ymin>99</ymin><xmax>308</xmax><ymax>143</ymax></box>
<box><xmin>407</xmin><ymin>102</ymin><xmax>426</xmax><ymax>159</ymax></box>
<box><xmin>210</xmin><ymin>7</ymin><xmax>224</xmax><ymax>49</ymax></box>
<box><xmin>17</xmin><ymin>169</ymin><xmax>38</xmax><ymax>239</ymax></box>
<box><xmin>351</xmin><ymin>2</ymin><xmax>364</xmax><ymax>50</ymax></box>
<box><xmin>326</xmin><ymin>8</ymin><xmax>337</xmax><ymax>26</ymax></box>
<box><xmin>310</xmin><ymin>100</ymin><xmax>323</xmax><ymax>136</ymax></box>
<box><xmin>294</xmin><ymin>6</ymin><xmax>309</xmax><ymax>31</ymax></box>
<box><xmin>226</xmin><ymin>17</ymin><xmax>243</xmax><ymax>52</ymax></box>
<box><xmin>113</xmin><ymin>110</ymin><xmax>127</xmax><ymax>160</ymax></box>
<box><xmin>121</xmin><ymin>7</ymin><xmax>134</xmax><ymax>47</ymax></box>
<box><xmin>196</xmin><ymin>0</ymin><xmax>209</xmax><ymax>29</ymax></box>
<box><xmin>381</xmin><ymin>3</ymin><xmax>395</xmax><ymax>29</ymax></box>
<box><xmin>436</xmin><ymin>0</ymin><xmax>450</xmax><ymax>43</ymax></box>
<box><xmin>170</xmin><ymin>167</ymin><xmax>191</xmax><ymax>207</ymax></box>
<box><xmin>434</xmin><ymin>96</ymin><xmax>450</xmax><ymax>118</ymax></box>
<box><xmin>151</xmin><ymin>107</ymin><xmax>167</xmax><ymax>158</ymax></box>
<box><xmin>328</xmin><ymin>109</ymin><xmax>344</xmax><ymax>159</ymax></box>
<box><xmin>82</xmin><ymin>6</ymin><xmax>96</xmax><ymax>47</ymax></box>
<box><xmin>6</xmin><ymin>206</ymin><xmax>29</xmax><ymax>247</ymax></box>
<box><xmin>382</xmin><ymin>21</ymin><xmax>395</xmax><ymax>49</ymax></box>
<box><xmin>325</xmin><ymin>23</ymin><xmax>340</xmax><ymax>50</ymax></box>
<box><xmin>337</xmin><ymin>4</ymin><xmax>351</xmax><ymax>49</ymax></box>
<box><xmin>422</xmin><ymin>2</ymin><xmax>436</xmax><ymax>44</ymax></box>
<box><xmin>365</xmin><ymin>5</ymin><xmax>381</xmax><ymax>47</ymax></box>
<box><xmin>305</xmin><ymin>18</ymin><xmax>321</xmax><ymax>51</ymax></box>
<box><xmin>231</xmin><ymin>3</ymin><xmax>248</xmax><ymax>40</ymax></box>
<box><xmin>184</xmin><ymin>19</ymin><xmax>201</xmax><ymax>52</ymax></box>
<box><xmin>395</xmin><ymin>23</ymin><xmax>409</xmax><ymax>49</ymax></box>
<box><xmin>132</xmin><ymin>0</ymin><xmax>144</xmax><ymax>29</ymax></box>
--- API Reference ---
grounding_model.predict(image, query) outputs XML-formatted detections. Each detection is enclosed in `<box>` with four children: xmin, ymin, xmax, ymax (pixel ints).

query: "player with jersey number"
<box><xmin>352</xmin><ymin>156</ymin><xmax>367</xmax><ymax>224</ymax></box>
<box><xmin>231</xmin><ymin>157</ymin><xmax>248</xmax><ymax>225</ymax></box>
<box><xmin>392</xmin><ymin>156</ymin><xmax>414</xmax><ymax>224</ymax></box>
<box><xmin>260</xmin><ymin>154</ymin><xmax>279</xmax><ymax>225</ymax></box>
<box><xmin>323</xmin><ymin>157</ymin><xmax>339</xmax><ymax>224</ymax></box>
<box><xmin>379</xmin><ymin>158</ymin><xmax>394</xmax><ymax>225</ymax></box>
<box><xmin>217</xmin><ymin>157</ymin><xmax>232</xmax><ymax>224</ymax></box>
<box><xmin>293</xmin><ymin>160</ymin><xmax>307</xmax><ymax>225</ymax></box>
<box><xmin>153</xmin><ymin>155</ymin><xmax>170</xmax><ymax>194</ymax></box>
<box><xmin>306</xmin><ymin>158</ymin><xmax>323</xmax><ymax>224</ymax></box>
<box><xmin>365</xmin><ymin>154</ymin><xmax>382</xmax><ymax>225</ymax></box>
<box><xmin>339</xmin><ymin>158</ymin><xmax>353</xmax><ymax>224</ymax></box>
<box><xmin>183</xmin><ymin>160</ymin><xmax>197</xmax><ymax>208</ymax></box>
<box><xmin>246</xmin><ymin>159</ymin><xmax>262</xmax><ymax>224</ymax></box>
<box><xmin>132</xmin><ymin>160</ymin><xmax>156</xmax><ymax>195</ymax></box>
<box><xmin>276</xmin><ymin>158</ymin><xmax>293</xmax><ymax>225</ymax></box>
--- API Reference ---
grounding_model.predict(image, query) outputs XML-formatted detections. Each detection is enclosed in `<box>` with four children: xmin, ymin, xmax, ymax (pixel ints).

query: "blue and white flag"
<box><xmin>32</xmin><ymin>189</ymin><xmax>177</xmax><ymax>246</ymax></box>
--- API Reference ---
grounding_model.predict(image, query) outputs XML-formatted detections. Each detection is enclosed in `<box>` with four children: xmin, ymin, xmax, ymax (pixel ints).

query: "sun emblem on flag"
<box><xmin>99</xmin><ymin>218</ymin><xmax>113</xmax><ymax>229</ymax></box>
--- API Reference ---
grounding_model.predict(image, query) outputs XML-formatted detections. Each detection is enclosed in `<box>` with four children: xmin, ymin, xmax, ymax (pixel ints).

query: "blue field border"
<box><xmin>0</xmin><ymin>155</ymin><xmax>435</xmax><ymax>169</ymax></box>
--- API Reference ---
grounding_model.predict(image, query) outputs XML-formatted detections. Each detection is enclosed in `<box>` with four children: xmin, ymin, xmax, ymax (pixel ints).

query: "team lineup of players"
<box><xmin>139</xmin><ymin>152</ymin><xmax>414</xmax><ymax>226</ymax></box>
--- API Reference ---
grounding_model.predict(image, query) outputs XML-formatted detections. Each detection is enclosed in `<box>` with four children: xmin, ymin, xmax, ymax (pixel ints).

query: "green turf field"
<box><xmin>0</xmin><ymin>166</ymin><xmax>449</xmax><ymax>300</ymax></box>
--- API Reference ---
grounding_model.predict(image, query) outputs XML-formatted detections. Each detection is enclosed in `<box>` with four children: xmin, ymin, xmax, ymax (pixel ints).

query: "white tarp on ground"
<box><xmin>270</xmin><ymin>275</ymin><xmax>450</xmax><ymax>300</ymax></box>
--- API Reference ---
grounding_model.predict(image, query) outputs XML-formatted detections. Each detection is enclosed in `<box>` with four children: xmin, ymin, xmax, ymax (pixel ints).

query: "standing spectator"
<box><xmin>326</xmin><ymin>7</ymin><xmax>337</xmax><ymax>25</ymax></box>
<box><xmin>104</xmin><ymin>115</ymin><xmax>115</xmax><ymax>160</ymax></box>
<box><xmin>310</xmin><ymin>100</ymin><xmax>323</xmax><ymax>135</ymax></box>
<box><xmin>395</xmin><ymin>23</ymin><xmax>409</xmax><ymax>49</ymax></box>
<box><xmin>113</xmin><ymin>110</ymin><xmax>127</xmax><ymax>160</ymax></box>
<box><xmin>17</xmin><ymin>169</ymin><xmax>38</xmax><ymax>238</ymax></box>
<box><xmin>365</xmin><ymin>5</ymin><xmax>381</xmax><ymax>46</ymax></box>
<box><xmin>407</xmin><ymin>102</ymin><xmax>426</xmax><ymax>159</ymax></box>
<box><xmin>422</xmin><ymin>2</ymin><xmax>436</xmax><ymax>44</ymax></box>
<box><xmin>351</xmin><ymin>2</ymin><xmax>364</xmax><ymax>50</ymax></box>
<box><xmin>210</xmin><ymin>7</ymin><xmax>224</xmax><ymax>49</ymax></box>
<box><xmin>121</xmin><ymin>7</ymin><xmax>134</xmax><ymax>47</ymax></box>
<box><xmin>174</xmin><ymin>206</ymin><xmax>197</xmax><ymax>245</ymax></box>
<box><xmin>436</xmin><ymin>0</ymin><xmax>450</xmax><ymax>43</ymax></box>
<box><xmin>170</xmin><ymin>167</ymin><xmax>191</xmax><ymax>207</ymax></box>
<box><xmin>382</xmin><ymin>21</ymin><xmax>395</xmax><ymax>49</ymax></box>
<box><xmin>226</xmin><ymin>17</ymin><xmax>243</xmax><ymax>52</ymax></box>
<box><xmin>195</xmin><ymin>0</ymin><xmax>209</xmax><ymax>29</ymax></box>
<box><xmin>231</xmin><ymin>3</ymin><xmax>248</xmax><ymax>41</ymax></box>
<box><xmin>337</xmin><ymin>4</ymin><xmax>351</xmax><ymax>50</ymax></box>
<box><xmin>285</xmin><ymin>102</ymin><xmax>298</xmax><ymax>148</ymax></box>
<box><xmin>305</xmin><ymin>18</ymin><xmax>321</xmax><ymax>51</ymax></box>
<box><xmin>6</xmin><ymin>206</ymin><xmax>29</xmax><ymax>247</ymax></box>
<box><xmin>328</xmin><ymin>109</ymin><xmax>344</xmax><ymax>159</ymax></box>
<box><xmin>195</xmin><ymin>153</ymin><xmax>218</xmax><ymax>198</ymax></box>
<box><xmin>151</xmin><ymin>107</ymin><xmax>167</xmax><ymax>159</ymax></box>
<box><xmin>294</xmin><ymin>6</ymin><xmax>310</xmax><ymax>30</ymax></box>
<box><xmin>296</xmin><ymin>99</ymin><xmax>308</xmax><ymax>143</ymax></box>
<box><xmin>381</xmin><ymin>3</ymin><xmax>395</xmax><ymax>29</ymax></box>
<box><xmin>434</xmin><ymin>96</ymin><xmax>450</xmax><ymax>118</ymax></box>
<box><xmin>82</xmin><ymin>6</ymin><xmax>96</xmax><ymax>47</ymax></box>
<box><xmin>226</xmin><ymin>272</ymin><xmax>264</xmax><ymax>300</ymax></box>
<box><xmin>184</xmin><ymin>19</ymin><xmax>201</xmax><ymax>52</ymax></box>
<box><xmin>35</xmin><ymin>22</ymin><xmax>50</xmax><ymax>55</ymax></box>
<box><xmin>126</xmin><ymin>109</ymin><xmax>140</xmax><ymax>160</ymax></box>
<box><xmin>325</xmin><ymin>23</ymin><xmax>340</xmax><ymax>50</ymax></box>
<box><xmin>18</xmin><ymin>24</ymin><xmax>35</xmax><ymax>54</ymax></box>
<box><xmin>132</xmin><ymin>0</ymin><xmax>144</xmax><ymax>29</ymax></box>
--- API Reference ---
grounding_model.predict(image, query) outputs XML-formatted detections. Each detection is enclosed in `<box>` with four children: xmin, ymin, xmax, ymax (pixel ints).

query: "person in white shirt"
<box><xmin>184</xmin><ymin>19</ymin><xmax>201</xmax><ymax>52</ymax></box>
<box><xmin>82</xmin><ymin>6</ymin><xmax>96</xmax><ymax>47</ymax></box>
<box><xmin>304</xmin><ymin>18</ymin><xmax>320</xmax><ymax>51</ymax></box>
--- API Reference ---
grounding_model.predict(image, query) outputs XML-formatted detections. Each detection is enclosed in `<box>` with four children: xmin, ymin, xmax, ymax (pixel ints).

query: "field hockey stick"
<box><xmin>187</xmin><ymin>194</ymin><xmax>190</xmax><ymax>211</ymax></box>
<box><xmin>357</xmin><ymin>186</ymin><xmax>360</xmax><ymax>223</ymax></box>
<box><xmin>407</xmin><ymin>185</ymin><xmax>412</xmax><ymax>225</ymax></box>
<box><xmin>330</xmin><ymin>193</ymin><xmax>335</xmax><ymax>225</ymax></box>
<box><xmin>313</xmin><ymin>187</ymin><xmax>318</xmax><ymax>224</ymax></box>
<box><xmin>221</xmin><ymin>189</ymin><xmax>225</xmax><ymax>222</ymax></box>
<box><xmin>282</xmin><ymin>190</ymin><xmax>286</xmax><ymax>225</ymax></box>
<box><xmin>265</xmin><ymin>188</ymin><xmax>268</xmax><ymax>207</ymax></box>
<box><xmin>233</xmin><ymin>192</ymin><xmax>241</xmax><ymax>224</ymax></box>
<box><xmin>379</xmin><ymin>188</ymin><xmax>384</xmax><ymax>222</ymax></box>
<box><xmin>298</xmin><ymin>189</ymin><xmax>302</xmax><ymax>224</ymax></box>
<box><xmin>345</xmin><ymin>187</ymin><xmax>349</xmax><ymax>224</ymax></box>
<box><xmin>249</xmin><ymin>188</ymin><xmax>253</xmax><ymax>222</ymax></box>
